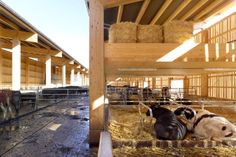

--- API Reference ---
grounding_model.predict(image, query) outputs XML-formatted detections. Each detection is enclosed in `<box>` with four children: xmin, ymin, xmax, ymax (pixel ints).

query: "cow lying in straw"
<box><xmin>174</xmin><ymin>107</ymin><xmax>236</xmax><ymax>141</ymax></box>
<box><xmin>146</xmin><ymin>105</ymin><xmax>187</xmax><ymax>140</ymax></box>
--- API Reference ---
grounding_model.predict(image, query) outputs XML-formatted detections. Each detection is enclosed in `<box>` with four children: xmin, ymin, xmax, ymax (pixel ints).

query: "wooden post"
<box><xmin>45</xmin><ymin>55</ymin><xmax>51</xmax><ymax>87</ymax></box>
<box><xmin>70</xmin><ymin>67</ymin><xmax>74</xmax><ymax>85</ymax></box>
<box><xmin>0</xmin><ymin>51</ymin><xmax>2</xmax><ymax>86</ymax></box>
<box><xmin>62</xmin><ymin>64</ymin><xmax>66</xmax><ymax>86</ymax></box>
<box><xmin>201</xmin><ymin>74</ymin><xmax>208</xmax><ymax>97</ymax></box>
<box><xmin>183</xmin><ymin>76</ymin><xmax>189</xmax><ymax>97</ymax></box>
<box><xmin>25</xmin><ymin>58</ymin><xmax>29</xmax><ymax>89</ymax></box>
<box><xmin>89</xmin><ymin>0</ymin><xmax>105</xmax><ymax>144</ymax></box>
<box><xmin>12</xmin><ymin>38</ymin><xmax>21</xmax><ymax>90</ymax></box>
<box><xmin>152</xmin><ymin>77</ymin><xmax>156</xmax><ymax>89</ymax></box>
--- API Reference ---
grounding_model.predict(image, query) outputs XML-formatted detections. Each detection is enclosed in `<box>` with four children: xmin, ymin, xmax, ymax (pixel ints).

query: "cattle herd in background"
<box><xmin>106</xmin><ymin>85</ymin><xmax>192</xmax><ymax>105</ymax></box>
<box><xmin>107</xmin><ymin>85</ymin><xmax>236</xmax><ymax>142</ymax></box>
<box><xmin>0</xmin><ymin>86</ymin><xmax>88</xmax><ymax>122</ymax></box>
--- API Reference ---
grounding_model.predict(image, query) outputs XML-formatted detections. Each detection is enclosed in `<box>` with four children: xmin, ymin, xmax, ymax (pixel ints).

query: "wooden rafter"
<box><xmin>102</xmin><ymin>0</ymin><xmax>143</xmax><ymax>8</ymax></box>
<box><xmin>199</xmin><ymin>0</ymin><xmax>235</xmax><ymax>21</ymax></box>
<box><xmin>150</xmin><ymin>0</ymin><xmax>173</xmax><ymax>25</ymax></box>
<box><xmin>0</xmin><ymin>15</ymin><xmax>20</xmax><ymax>30</ymax></box>
<box><xmin>166</xmin><ymin>0</ymin><xmax>192</xmax><ymax>22</ymax></box>
<box><xmin>116</xmin><ymin>5</ymin><xmax>123</xmax><ymax>23</ymax></box>
<box><xmin>180</xmin><ymin>0</ymin><xmax>209</xmax><ymax>21</ymax></box>
<box><xmin>21</xmin><ymin>46</ymin><xmax>59</xmax><ymax>55</ymax></box>
<box><xmin>0</xmin><ymin>26</ymin><xmax>38</xmax><ymax>42</ymax></box>
<box><xmin>135</xmin><ymin>0</ymin><xmax>151</xmax><ymax>23</ymax></box>
<box><xmin>193</xmin><ymin>0</ymin><xmax>225</xmax><ymax>21</ymax></box>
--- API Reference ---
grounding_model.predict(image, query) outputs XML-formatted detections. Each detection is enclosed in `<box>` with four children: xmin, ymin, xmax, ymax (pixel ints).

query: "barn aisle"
<box><xmin>0</xmin><ymin>96</ymin><xmax>97</xmax><ymax>157</ymax></box>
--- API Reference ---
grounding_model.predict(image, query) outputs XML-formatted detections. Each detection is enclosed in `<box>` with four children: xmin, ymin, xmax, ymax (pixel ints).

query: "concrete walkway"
<box><xmin>0</xmin><ymin>96</ymin><xmax>97</xmax><ymax>157</ymax></box>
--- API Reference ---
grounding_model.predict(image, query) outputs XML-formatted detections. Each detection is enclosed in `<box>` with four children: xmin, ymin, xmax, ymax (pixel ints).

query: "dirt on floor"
<box><xmin>0</xmin><ymin>96</ymin><xmax>97</xmax><ymax>157</ymax></box>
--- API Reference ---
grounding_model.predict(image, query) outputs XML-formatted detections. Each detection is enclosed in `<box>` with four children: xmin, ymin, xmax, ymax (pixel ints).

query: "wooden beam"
<box><xmin>0</xmin><ymin>50</ymin><xmax>2</xmax><ymax>84</ymax></box>
<box><xmin>166</xmin><ymin>0</ymin><xmax>192</xmax><ymax>22</ymax></box>
<box><xmin>0</xmin><ymin>26</ymin><xmax>38</xmax><ymax>43</ymax></box>
<box><xmin>180</xmin><ymin>0</ymin><xmax>209</xmax><ymax>20</ymax></box>
<box><xmin>98</xmin><ymin>132</ymin><xmax>113</xmax><ymax>157</ymax></box>
<box><xmin>102</xmin><ymin>0</ymin><xmax>143</xmax><ymax>8</ymax></box>
<box><xmin>21</xmin><ymin>46</ymin><xmax>59</xmax><ymax>56</ymax></box>
<box><xmin>150</xmin><ymin>0</ymin><xmax>173</xmax><ymax>25</ymax></box>
<box><xmin>200</xmin><ymin>0</ymin><xmax>236</xmax><ymax>21</ymax></box>
<box><xmin>89</xmin><ymin>0</ymin><xmax>105</xmax><ymax>144</ymax></box>
<box><xmin>135</xmin><ymin>0</ymin><xmax>151</xmax><ymax>23</ymax></box>
<box><xmin>0</xmin><ymin>15</ymin><xmax>20</xmax><ymax>30</ymax></box>
<box><xmin>116</xmin><ymin>5</ymin><xmax>123</xmax><ymax>23</ymax></box>
<box><xmin>105</xmin><ymin>69</ymin><xmax>208</xmax><ymax>76</ymax></box>
<box><xmin>51</xmin><ymin>57</ymin><xmax>71</xmax><ymax>65</ymax></box>
<box><xmin>106</xmin><ymin>61</ymin><xmax>236</xmax><ymax>69</ymax></box>
<box><xmin>193</xmin><ymin>0</ymin><xmax>225</xmax><ymax>21</ymax></box>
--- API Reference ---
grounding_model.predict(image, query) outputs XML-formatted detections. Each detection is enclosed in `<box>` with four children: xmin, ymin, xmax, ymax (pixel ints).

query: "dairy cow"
<box><xmin>174</xmin><ymin>107</ymin><xmax>236</xmax><ymax>141</ymax></box>
<box><xmin>146</xmin><ymin>105</ymin><xmax>187</xmax><ymax>140</ymax></box>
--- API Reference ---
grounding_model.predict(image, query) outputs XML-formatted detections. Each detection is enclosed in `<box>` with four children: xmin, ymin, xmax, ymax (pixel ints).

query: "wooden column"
<box><xmin>152</xmin><ymin>77</ymin><xmax>156</xmax><ymax>89</ymax></box>
<box><xmin>89</xmin><ymin>0</ymin><xmax>105</xmax><ymax>144</ymax></box>
<box><xmin>70</xmin><ymin>67</ymin><xmax>75</xmax><ymax>85</ymax></box>
<box><xmin>76</xmin><ymin>72</ymin><xmax>81</xmax><ymax>86</ymax></box>
<box><xmin>0</xmin><ymin>51</ymin><xmax>2</xmax><ymax>86</ymax></box>
<box><xmin>25</xmin><ymin>58</ymin><xmax>29</xmax><ymax>89</ymax></box>
<box><xmin>45</xmin><ymin>55</ymin><xmax>51</xmax><ymax>87</ymax></box>
<box><xmin>12</xmin><ymin>38</ymin><xmax>21</xmax><ymax>90</ymax></box>
<box><xmin>183</xmin><ymin>76</ymin><xmax>189</xmax><ymax>97</ymax></box>
<box><xmin>201</xmin><ymin>74</ymin><xmax>208</xmax><ymax>97</ymax></box>
<box><xmin>62</xmin><ymin>65</ymin><xmax>66</xmax><ymax>86</ymax></box>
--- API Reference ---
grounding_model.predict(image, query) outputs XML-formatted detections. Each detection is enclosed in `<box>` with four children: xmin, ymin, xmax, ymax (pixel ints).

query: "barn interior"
<box><xmin>88</xmin><ymin>0</ymin><xmax>236</xmax><ymax>156</ymax></box>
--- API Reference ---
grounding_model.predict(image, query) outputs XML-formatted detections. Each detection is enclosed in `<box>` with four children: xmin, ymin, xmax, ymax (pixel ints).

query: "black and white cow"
<box><xmin>146</xmin><ymin>105</ymin><xmax>187</xmax><ymax>140</ymax></box>
<box><xmin>174</xmin><ymin>107</ymin><xmax>236</xmax><ymax>141</ymax></box>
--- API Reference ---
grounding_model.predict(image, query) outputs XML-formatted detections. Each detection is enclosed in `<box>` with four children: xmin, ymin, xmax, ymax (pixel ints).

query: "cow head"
<box><xmin>146</xmin><ymin>105</ymin><xmax>172</xmax><ymax>119</ymax></box>
<box><xmin>174</xmin><ymin>107</ymin><xmax>196</xmax><ymax>120</ymax></box>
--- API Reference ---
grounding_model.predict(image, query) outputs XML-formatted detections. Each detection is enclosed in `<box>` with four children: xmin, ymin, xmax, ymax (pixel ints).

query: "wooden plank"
<box><xmin>102</xmin><ymin>0</ymin><xmax>143</xmax><ymax>8</ymax></box>
<box><xmin>21</xmin><ymin>46</ymin><xmax>59</xmax><ymax>56</ymax></box>
<box><xmin>25</xmin><ymin>58</ymin><xmax>29</xmax><ymax>88</ymax></box>
<box><xmin>135</xmin><ymin>0</ymin><xmax>151</xmax><ymax>23</ymax></box>
<box><xmin>150</xmin><ymin>0</ymin><xmax>173</xmax><ymax>25</ymax></box>
<box><xmin>105</xmin><ymin>61</ymin><xmax>236</xmax><ymax>69</ymax></box>
<box><xmin>0</xmin><ymin>51</ymin><xmax>2</xmax><ymax>85</ymax></box>
<box><xmin>165</xmin><ymin>0</ymin><xmax>192</xmax><ymax>22</ymax></box>
<box><xmin>180</xmin><ymin>0</ymin><xmax>209</xmax><ymax>21</ymax></box>
<box><xmin>98</xmin><ymin>131</ymin><xmax>113</xmax><ymax>157</ymax></box>
<box><xmin>193</xmin><ymin>0</ymin><xmax>225</xmax><ymax>21</ymax></box>
<box><xmin>0</xmin><ymin>26</ymin><xmax>38</xmax><ymax>42</ymax></box>
<box><xmin>89</xmin><ymin>0</ymin><xmax>105</xmax><ymax>145</ymax></box>
<box><xmin>201</xmin><ymin>74</ymin><xmax>208</xmax><ymax>97</ymax></box>
<box><xmin>116</xmin><ymin>5</ymin><xmax>123</xmax><ymax>23</ymax></box>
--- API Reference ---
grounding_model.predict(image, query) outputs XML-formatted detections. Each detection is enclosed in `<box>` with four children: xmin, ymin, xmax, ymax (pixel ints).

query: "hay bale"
<box><xmin>163</xmin><ymin>20</ymin><xmax>193</xmax><ymax>43</ymax></box>
<box><xmin>137</xmin><ymin>25</ymin><xmax>163</xmax><ymax>43</ymax></box>
<box><xmin>109</xmin><ymin>22</ymin><xmax>137</xmax><ymax>43</ymax></box>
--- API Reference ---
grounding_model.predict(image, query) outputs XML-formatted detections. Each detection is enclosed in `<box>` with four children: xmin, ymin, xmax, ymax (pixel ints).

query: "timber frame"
<box><xmin>0</xmin><ymin>2</ymin><xmax>88</xmax><ymax>88</ymax></box>
<box><xmin>88</xmin><ymin>0</ymin><xmax>236</xmax><ymax>144</ymax></box>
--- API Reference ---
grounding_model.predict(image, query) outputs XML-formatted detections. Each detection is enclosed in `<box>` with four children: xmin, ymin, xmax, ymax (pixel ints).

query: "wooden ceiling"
<box><xmin>0</xmin><ymin>1</ymin><xmax>88</xmax><ymax>73</ymax></box>
<box><xmin>98</xmin><ymin>0</ymin><xmax>236</xmax><ymax>79</ymax></box>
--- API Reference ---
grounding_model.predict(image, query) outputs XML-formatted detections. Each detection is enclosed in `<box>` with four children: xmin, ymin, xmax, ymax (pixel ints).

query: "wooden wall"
<box><xmin>0</xmin><ymin>50</ymin><xmax>45</xmax><ymax>89</ymax></box>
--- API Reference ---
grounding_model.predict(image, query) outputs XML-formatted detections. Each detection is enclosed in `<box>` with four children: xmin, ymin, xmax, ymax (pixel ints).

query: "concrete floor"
<box><xmin>0</xmin><ymin>96</ymin><xmax>98</xmax><ymax>157</ymax></box>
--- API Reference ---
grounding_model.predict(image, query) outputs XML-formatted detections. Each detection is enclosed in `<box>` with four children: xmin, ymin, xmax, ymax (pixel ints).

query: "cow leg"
<box><xmin>0</xmin><ymin>102</ymin><xmax>7</xmax><ymax>120</ymax></box>
<box><xmin>6</xmin><ymin>96</ymin><xmax>14</xmax><ymax>119</ymax></box>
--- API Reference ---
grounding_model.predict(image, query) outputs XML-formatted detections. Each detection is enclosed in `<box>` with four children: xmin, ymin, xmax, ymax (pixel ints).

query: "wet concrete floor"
<box><xmin>0</xmin><ymin>96</ymin><xmax>98</xmax><ymax>157</ymax></box>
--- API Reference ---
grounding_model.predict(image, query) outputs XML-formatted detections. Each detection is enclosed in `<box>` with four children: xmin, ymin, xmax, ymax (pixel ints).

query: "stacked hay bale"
<box><xmin>109</xmin><ymin>22</ymin><xmax>137</xmax><ymax>43</ymax></box>
<box><xmin>137</xmin><ymin>25</ymin><xmax>163</xmax><ymax>43</ymax></box>
<box><xmin>163</xmin><ymin>20</ymin><xmax>193</xmax><ymax>43</ymax></box>
<box><xmin>109</xmin><ymin>21</ymin><xmax>193</xmax><ymax>43</ymax></box>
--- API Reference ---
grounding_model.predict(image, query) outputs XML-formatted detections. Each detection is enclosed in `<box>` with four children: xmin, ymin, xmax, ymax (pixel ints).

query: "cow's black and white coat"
<box><xmin>146</xmin><ymin>105</ymin><xmax>187</xmax><ymax>140</ymax></box>
<box><xmin>174</xmin><ymin>107</ymin><xmax>236</xmax><ymax>141</ymax></box>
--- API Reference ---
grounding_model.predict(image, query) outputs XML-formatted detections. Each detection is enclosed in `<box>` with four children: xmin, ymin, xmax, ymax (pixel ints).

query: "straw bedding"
<box><xmin>137</xmin><ymin>25</ymin><xmax>163</xmax><ymax>43</ymax></box>
<box><xmin>108</xmin><ymin>104</ymin><xmax>236</xmax><ymax>156</ymax></box>
<box><xmin>163</xmin><ymin>20</ymin><xmax>193</xmax><ymax>43</ymax></box>
<box><xmin>109</xmin><ymin>22</ymin><xmax>137</xmax><ymax>43</ymax></box>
